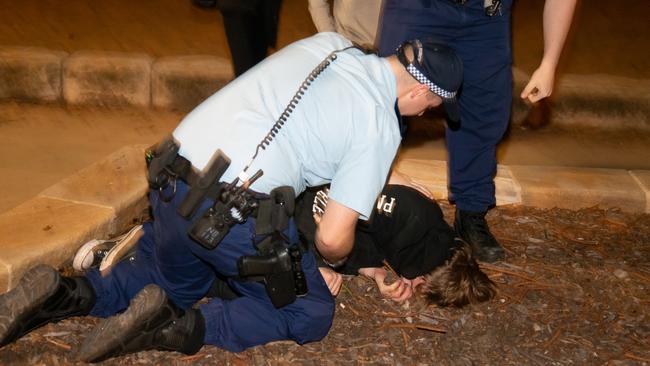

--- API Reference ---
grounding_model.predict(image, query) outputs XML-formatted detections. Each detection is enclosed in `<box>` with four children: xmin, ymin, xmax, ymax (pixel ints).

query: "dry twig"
<box><xmin>480</xmin><ymin>263</ymin><xmax>537</xmax><ymax>282</ymax></box>
<box><xmin>552</xmin><ymin>228</ymin><xmax>599</xmax><ymax>245</ymax></box>
<box><xmin>45</xmin><ymin>337</ymin><xmax>71</xmax><ymax>350</ymax></box>
<box><xmin>179</xmin><ymin>352</ymin><xmax>207</xmax><ymax>362</ymax></box>
<box><xmin>400</xmin><ymin>329</ymin><xmax>409</xmax><ymax>348</ymax></box>
<box><xmin>624</xmin><ymin>352</ymin><xmax>650</xmax><ymax>363</ymax></box>
<box><xmin>542</xmin><ymin>325</ymin><xmax>564</xmax><ymax>350</ymax></box>
<box><xmin>630</xmin><ymin>271</ymin><xmax>650</xmax><ymax>284</ymax></box>
<box><xmin>382</xmin><ymin>323</ymin><xmax>447</xmax><ymax>333</ymax></box>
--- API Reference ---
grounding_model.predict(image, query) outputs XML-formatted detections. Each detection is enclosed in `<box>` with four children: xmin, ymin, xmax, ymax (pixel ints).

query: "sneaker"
<box><xmin>98</xmin><ymin>225</ymin><xmax>143</xmax><ymax>275</ymax></box>
<box><xmin>454</xmin><ymin>210</ymin><xmax>505</xmax><ymax>263</ymax></box>
<box><xmin>77</xmin><ymin>284</ymin><xmax>205</xmax><ymax>363</ymax></box>
<box><xmin>73</xmin><ymin>225</ymin><xmax>143</xmax><ymax>274</ymax></box>
<box><xmin>0</xmin><ymin>265</ymin><xmax>96</xmax><ymax>347</ymax></box>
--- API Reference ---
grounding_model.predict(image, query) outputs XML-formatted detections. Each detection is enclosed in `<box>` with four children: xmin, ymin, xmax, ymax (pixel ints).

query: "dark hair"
<box><xmin>420</xmin><ymin>244</ymin><xmax>496</xmax><ymax>307</ymax></box>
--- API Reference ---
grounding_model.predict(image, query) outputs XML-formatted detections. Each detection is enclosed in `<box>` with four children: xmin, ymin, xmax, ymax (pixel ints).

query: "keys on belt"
<box><xmin>448</xmin><ymin>0</ymin><xmax>502</xmax><ymax>17</ymax></box>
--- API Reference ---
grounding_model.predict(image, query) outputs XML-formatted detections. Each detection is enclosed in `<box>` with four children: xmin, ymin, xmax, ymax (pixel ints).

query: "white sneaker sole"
<box><xmin>72</xmin><ymin>239</ymin><xmax>106</xmax><ymax>272</ymax></box>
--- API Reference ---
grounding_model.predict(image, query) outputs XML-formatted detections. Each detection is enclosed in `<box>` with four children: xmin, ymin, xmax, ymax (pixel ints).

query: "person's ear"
<box><xmin>409</xmin><ymin>84</ymin><xmax>430</xmax><ymax>99</ymax></box>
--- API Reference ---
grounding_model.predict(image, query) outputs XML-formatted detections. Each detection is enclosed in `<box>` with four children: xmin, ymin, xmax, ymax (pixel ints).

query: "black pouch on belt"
<box><xmin>255</xmin><ymin>186</ymin><xmax>296</xmax><ymax>236</ymax></box>
<box><xmin>146</xmin><ymin>137</ymin><xmax>179</xmax><ymax>189</ymax></box>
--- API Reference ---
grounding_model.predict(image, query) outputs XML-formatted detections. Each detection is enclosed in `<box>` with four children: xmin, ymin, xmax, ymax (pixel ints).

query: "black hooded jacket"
<box><xmin>295</xmin><ymin>184</ymin><xmax>459</xmax><ymax>279</ymax></box>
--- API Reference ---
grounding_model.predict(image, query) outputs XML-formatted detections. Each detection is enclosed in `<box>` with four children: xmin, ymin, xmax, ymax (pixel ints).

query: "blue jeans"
<box><xmin>85</xmin><ymin>180</ymin><xmax>334</xmax><ymax>352</ymax></box>
<box><xmin>379</xmin><ymin>0</ymin><xmax>513</xmax><ymax>212</ymax></box>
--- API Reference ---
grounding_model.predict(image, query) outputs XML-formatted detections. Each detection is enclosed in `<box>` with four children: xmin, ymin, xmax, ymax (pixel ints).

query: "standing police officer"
<box><xmin>377</xmin><ymin>0</ymin><xmax>577</xmax><ymax>262</ymax></box>
<box><xmin>0</xmin><ymin>33</ymin><xmax>462</xmax><ymax>362</ymax></box>
<box><xmin>192</xmin><ymin>0</ymin><xmax>283</xmax><ymax>77</ymax></box>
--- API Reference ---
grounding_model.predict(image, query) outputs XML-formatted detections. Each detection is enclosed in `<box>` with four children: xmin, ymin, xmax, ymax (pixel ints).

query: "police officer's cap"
<box><xmin>396</xmin><ymin>39</ymin><xmax>463</xmax><ymax>127</ymax></box>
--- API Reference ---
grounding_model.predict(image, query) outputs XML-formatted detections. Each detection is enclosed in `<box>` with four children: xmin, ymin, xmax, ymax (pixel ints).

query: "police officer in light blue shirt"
<box><xmin>0</xmin><ymin>33</ymin><xmax>463</xmax><ymax>361</ymax></box>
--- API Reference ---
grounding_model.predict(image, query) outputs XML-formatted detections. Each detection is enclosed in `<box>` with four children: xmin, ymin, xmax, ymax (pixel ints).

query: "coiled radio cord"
<box><xmin>236</xmin><ymin>47</ymin><xmax>353</xmax><ymax>184</ymax></box>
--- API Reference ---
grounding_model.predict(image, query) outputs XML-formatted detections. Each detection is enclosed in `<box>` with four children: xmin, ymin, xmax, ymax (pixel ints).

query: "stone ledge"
<box><xmin>495</xmin><ymin>165</ymin><xmax>522</xmax><ymax>206</ymax></box>
<box><xmin>0</xmin><ymin>145</ymin><xmax>153</xmax><ymax>292</ymax></box>
<box><xmin>0</xmin><ymin>197</ymin><xmax>115</xmax><ymax>292</ymax></box>
<box><xmin>39</xmin><ymin>144</ymin><xmax>151</xmax><ymax>233</ymax></box>
<box><xmin>39</xmin><ymin>145</ymin><xmax>149</xmax><ymax>212</ymax></box>
<box><xmin>0</xmin><ymin>46</ymin><xmax>67</xmax><ymax>103</ymax></box>
<box><xmin>63</xmin><ymin>51</ymin><xmax>152</xmax><ymax>107</ymax></box>
<box><xmin>393</xmin><ymin>158</ymin><xmax>522</xmax><ymax>206</ymax></box>
<box><xmin>393</xmin><ymin>158</ymin><xmax>448</xmax><ymax>200</ymax></box>
<box><xmin>394</xmin><ymin>159</ymin><xmax>649</xmax><ymax>213</ymax></box>
<box><xmin>0</xmin><ymin>46</ymin><xmax>647</xmax><ymax>130</ymax></box>
<box><xmin>629</xmin><ymin>170</ymin><xmax>650</xmax><ymax>213</ymax></box>
<box><xmin>509</xmin><ymin>165</ymin><xmax>647</xmax><ymax>212</ymax></box>
<box><xmin>152</xmin><ymin>55</ymin><xmax>234</xmax><ymax>111</ymax></box>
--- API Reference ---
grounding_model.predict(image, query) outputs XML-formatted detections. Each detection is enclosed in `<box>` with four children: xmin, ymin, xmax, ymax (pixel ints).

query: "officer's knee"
<box><xmin>288</xmin><ymin>297</ymin><xmax>335</xmax><ymax>344</ymax></box>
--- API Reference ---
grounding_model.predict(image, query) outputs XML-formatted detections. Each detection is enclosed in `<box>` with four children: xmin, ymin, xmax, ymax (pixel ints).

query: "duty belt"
<box><xmin>145</xmin><ymin>138</ymin><xmax>268</xmax><ymax>219</ymax></box>
<box><xmin>147</xmin><ymin>150</ymin><xmax>222</xmax><ymax>201</ymax></box>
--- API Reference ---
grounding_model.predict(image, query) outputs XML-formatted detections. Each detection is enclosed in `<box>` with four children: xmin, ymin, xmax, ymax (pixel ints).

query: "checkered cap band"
<box><xmin>406</xmin><ymin>64</ymin><xmax>456</xmax><ymax>99</ymax></box>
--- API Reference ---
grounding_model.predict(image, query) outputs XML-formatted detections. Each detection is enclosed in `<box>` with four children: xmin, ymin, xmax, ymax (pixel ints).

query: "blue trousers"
<box><xmin>85</xmin><ymin>181</ymin><xmax>334</xmax><ymax>352</ymax></box>
<box><xmin>378</xmin><ymin>0</ymin><xmax>513</xmax><ymax>212</ymax></box>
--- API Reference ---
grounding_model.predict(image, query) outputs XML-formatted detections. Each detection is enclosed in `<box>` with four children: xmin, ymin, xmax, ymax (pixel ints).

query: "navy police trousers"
<box><xmin>85</xmin><ymin>181</ymin><xmax>334</xmax><ymax>352</ymax></box>
<box><xmin>379</xmin><ymin>0</ymin><xmax>513</xmax><ymax>212</ymax></box>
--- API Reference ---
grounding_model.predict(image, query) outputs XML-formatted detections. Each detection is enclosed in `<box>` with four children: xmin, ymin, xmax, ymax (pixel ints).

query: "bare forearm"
<box><xmin>314</xmin><ymin>198</ymin><xmax>358</xmax><ymax>263</ymax></box>
<box><xmin>315</xmin><ymin>225</ymin><xmax>354</xmax><ymax>264</ymax></box>
<box><xmin>541</xmin><ymin>0</ymin><xmax>577</xmax><ymax>70</ymax></box>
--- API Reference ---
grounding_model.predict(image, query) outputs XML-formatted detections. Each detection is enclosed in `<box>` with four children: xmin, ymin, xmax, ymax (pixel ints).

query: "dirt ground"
<box><xmin>0</xmin><ymin>203</ymin><xmax>648</xmax><ymax>365</ymax></box>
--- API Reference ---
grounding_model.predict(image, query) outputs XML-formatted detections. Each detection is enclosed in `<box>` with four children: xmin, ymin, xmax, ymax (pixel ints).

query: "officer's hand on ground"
<box><xmin>521</xmin><ymin>63</ymin><xmax>555</xmax><ymax>103</ymax></box>
<box><xmin>318</xmin><ymin>267</ymin><xmax>342</xmax><ymax>296</ymax></box>
<box><xmin>388</xmin><ymin>171</ymin><xmax>433</xmax><ymax>200</ymax></box>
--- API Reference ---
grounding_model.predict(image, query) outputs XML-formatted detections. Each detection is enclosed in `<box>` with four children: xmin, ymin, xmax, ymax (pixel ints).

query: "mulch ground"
<box><xmin>1</xmin><ymin>204</ymin><xmax>649</xmax><ymax>365</ymax></box>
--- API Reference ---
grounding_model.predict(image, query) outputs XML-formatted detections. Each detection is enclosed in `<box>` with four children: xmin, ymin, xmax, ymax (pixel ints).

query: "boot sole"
<box><xmin>77</xmin><ymin>284</ymin><xmax>167</xmax><ymax>363</ymax></box>
<box><xmin>0</xmin><ymin>264</ymin><xmax>60</xmax><ymax>346</ymax></box>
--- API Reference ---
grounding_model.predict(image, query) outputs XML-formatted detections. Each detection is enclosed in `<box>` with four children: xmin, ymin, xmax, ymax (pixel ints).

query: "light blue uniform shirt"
<box><xmin>173</xmin><ymin>33</ymin><xmax>401</xmax><ymax>219</ymax></box>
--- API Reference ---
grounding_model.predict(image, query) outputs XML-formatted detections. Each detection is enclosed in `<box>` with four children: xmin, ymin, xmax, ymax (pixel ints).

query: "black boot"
<box><xmin>454</xmin><ymin>210</ymin><xmax>505</xmax><ymax>262</ymax></box>
<box><xmin>77</xmin><ymin>284</ymin><xmax>205</xmax><ymax>363</ymax></box>
<box><xmin>0</xmin><ymin>264</ymin><xmax>96</xmax><ymax>347</ymax></box>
